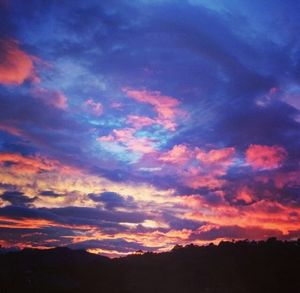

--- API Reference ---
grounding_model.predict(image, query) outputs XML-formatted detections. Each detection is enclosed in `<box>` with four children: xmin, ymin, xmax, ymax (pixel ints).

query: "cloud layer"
<box><xmin>0</xmin><ymin>0</ymin><xmax>299</xmax><ymax>257</ymax></box>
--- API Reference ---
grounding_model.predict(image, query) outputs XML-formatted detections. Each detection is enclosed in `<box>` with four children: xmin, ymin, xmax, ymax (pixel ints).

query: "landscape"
<box><xmin>1</xmin><ymin>239</ymin><xmax>300</xmax><ymax>292</ymax></box>
<box><xmin>0</xmin><ymin>0</ymin><xmax>300</xmax><ymax>291</ymax></box>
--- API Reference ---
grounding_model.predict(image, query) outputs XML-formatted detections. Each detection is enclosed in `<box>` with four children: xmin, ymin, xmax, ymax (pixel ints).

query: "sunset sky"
<box><xmin>0</xmin><ymin>0</ymin><xmax>300</xmax><ymax>257</ymax></box>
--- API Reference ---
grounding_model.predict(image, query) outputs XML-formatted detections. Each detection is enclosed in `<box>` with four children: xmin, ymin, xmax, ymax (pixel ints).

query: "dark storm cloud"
<box><xmin>0</xmin><ymin>226</ymin><xmax>75</xmax><ymax>248</ymax></box>
<box><xmin>1</xmin><ymin>191</ymin><xmax>36</xmax><ymax>207</ymax></box>
<box><xmin>0</xmin><ymin>205</ymin><xmax>148</xmax><ymax>228</ymax></box>
<box><xmin>89</xmin><ymin>191</ymin><xmax>135</xmax><ymax>209</ymax></box>
<box><xmin>39</xmin><ymin>190</ymin><xmax>62</xmax><ymax>197</ymax></box>
<box><xmin>0</xmin><ymin>206</ymin><xmax>54</xmax><ymax>220</ymax></box>
<box><xmin>276</xmin><ymin>186</ymin><xmax>300</xmax><ymax>207</ymax></box>
<box><xmin>50</xmin><ymin>206</ymin><xmax>148</xmax><ymax>226</ymax></box>
<box><xmin>164</xmin><ymin>213</ymin><xmax>203</xmax><ymax>231</ymax></box>
<box><xmin>213</xmin><ymin>101</ymin><xmax>300</xmax><ymax>150</ymax></box>
<box><xmin>0</xmin><ymin>205</ymin><xmax>151</xmax><ymax>248</ymax></box>
<box><xmin>0</xmin><ymin>90</ymin><xmax>85</xmax><ymax>142</ymax></box>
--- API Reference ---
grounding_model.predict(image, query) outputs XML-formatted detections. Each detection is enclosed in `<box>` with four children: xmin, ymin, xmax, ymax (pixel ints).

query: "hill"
<box><xmin>1</xmin><ymin>239</ymin><xmax>300</xmax><ymax>293</ymax></box>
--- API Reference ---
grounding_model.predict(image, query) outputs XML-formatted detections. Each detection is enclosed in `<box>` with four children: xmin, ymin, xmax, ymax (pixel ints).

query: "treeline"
<box><xmin>0</xmin><ymin>238</ymin><xmax>300</xmax><ymax>293</ymax></box>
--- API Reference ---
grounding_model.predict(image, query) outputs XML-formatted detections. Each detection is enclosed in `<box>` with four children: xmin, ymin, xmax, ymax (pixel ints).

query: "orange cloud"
<box><xmin>246</xmin><ymin>144</ymin><xmax>287</xmax><ymax>170</ymax></box>
<box><xmin>0</xmin><ymin>153</ymin><xmax>78</xmax><ymax>175</ymax></box>
<box><xmin>0</xmin><ymin>39</ymin><xmax>38</xmax><ymax>85</ymax></box>
<box><xmin>0</xmin><ymin>151</ymin><xmax>175</xmax><ymax>209</ymax></box>
<box><xmin>0</xmin><ymin>216</ymin><xmax>92</xmax><ymax>231</ymax></box>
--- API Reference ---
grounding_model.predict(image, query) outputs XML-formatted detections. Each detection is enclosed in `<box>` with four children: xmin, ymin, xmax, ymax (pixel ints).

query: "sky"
<box><xmin>0</xmin><ymin>0</ymin><xmax>300</xmax><ymax>257</ymax></box>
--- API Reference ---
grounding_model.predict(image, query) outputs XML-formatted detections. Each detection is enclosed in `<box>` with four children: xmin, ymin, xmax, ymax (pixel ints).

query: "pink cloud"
<box><xmin>126</xmin><ymin>115</ymin><xmax>156</xmax><ymax>129</ymax></box>
<box><xmin>234</xmin><ymin>186</ymin><xmax>254</xmax><ymax>204</ymax></box>
<box><xmin>0</xmin><ymin>124</ymin><xmax>23</xmax><ymax>137</ymax></box>
<box><xmin>158</xmin><ymin>145</ymin><xmax>235</xmax><ymax>169</ymax></box>
<box><xmin>84</xmin><ymin>98</ymin><xmax>103</xmax><ymax>116</ymax></box>
<box><xmin>98</xmin><ymin>128</ymin><xmax>156</xmax><ymax>154</ymax></box>
<box><xmin>184</xmin><ymin>173</ymin><xmax>226</xmax><ymax>189</ymax></box>
<box><xmin>159</xmin><ymin>144</ymin><xmax>192</xmax><ymax>165</ymax></box>
<box><xmin>196</xmin><ymin>147</ymin><xmax>235</xmax><ymax>166</ymax></box>
<box><xmin>33</xmin><ymin>88</ymin><xmax>68</xmax><ymax>110</ymax></box>
<box><xmin>155</xmin><ymin>145</ymin><xmax>236</xmax><ymax>189</ymax></box>
<box><xmin>273</xmin><ymin>171</ymin><xmax>300</xmax><ymax>189</ymax></box>
<box><xmin>182</xmin><ymin>194</ymin><xmax>300</xmax><ymax>236</ymax></box>
<box><xmin>182</xmin><ymin>147</ymin><xmax>236</xmax><ymax>189</ymax></box>
<box><xmin>246</xmin><ymin>144</ymin><xmax>287</xmax><ymax>170</ymax></box>
<box><xmin>0</xmin><ymin>39</ymin><xmax>38</xmax><ymax>85</ymax></box>
<box><xmin>110</xmin><ymin>102</ymin><xmax>123</xmax><ymax>109</ymax></box>
<box><xmin>282</xmin><ymin>93</ymin><xmax>300</xmax><ymax>111</ymax></box>
<box><xmin>269</xmin><ymin>87</ymin><xmax>279</xmax><ymax>95</ymax></box>
<box><xmin>123</xmin><ymin>88</ymin><xmax>183</xmax><ymax>130</ymax></box>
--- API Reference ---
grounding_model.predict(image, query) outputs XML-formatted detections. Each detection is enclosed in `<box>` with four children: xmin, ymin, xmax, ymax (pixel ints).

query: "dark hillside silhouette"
<box><xmin>1</xmin><ymin>239</ymin><xmax>300</xmax><ymax>293</ymax></box>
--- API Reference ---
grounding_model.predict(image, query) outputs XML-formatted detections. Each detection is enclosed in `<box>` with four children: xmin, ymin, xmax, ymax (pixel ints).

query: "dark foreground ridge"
<box><xmin>1</xmin><ymin>238</ymin><xmax>300</xmax><ymax>293</ymax></box>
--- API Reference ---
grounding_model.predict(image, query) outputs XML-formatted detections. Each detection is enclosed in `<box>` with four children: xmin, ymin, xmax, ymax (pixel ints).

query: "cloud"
<box><xmin>84</xmin><ymin>98</ymin><xmax>103</xmax><ymax>116</ymax></box>
<box><xmin>0</xmin><ymin>205</ymin><xmax>148</xmax><ymax>234</ymax></box>
<box><xmin>182</xmin><ymin>195</ymin><xmax>300</xmax><ymax>235</ymax></box>
<box><xmin>190</xmin><ymin>224</ymin><xmax>283</xmax><ymax>241</ymax></box>
<box><xmin>273</xmin><ymin>171</ymin><xmax>300</xmax><ymax>189</ymax></box>
<box><xmin>123</xmin><ymin>88</ymin><xmax>183</xmax><ymax>131</ymax></box>
<box><xmin>154</xmin><ymin>145</ymin><xmax>236</xmax><ymax>190</ymax></box>
<box><xmin>1</xmin><ymin>191</ymin><xmax>36</xmax><ymax>207</ymax></box>
<box><xmin>183</xmin><ymin>173</ymin><xmax>226</xmax><ymax>190</ymax></box>
<box><xmin>159</xmin><ymin>144</ymin><xmax>192</xmax><ymax>164</ymax></box>
<box><xmin>49</xmin><ymin>206</ymin><xmax>147</xmax><ymax>225</ymax></box>
<box><xmin>89</xmin><ymin>191</ymin><xmax>134</xmax><ymax>210</ymax></box>
<box><xmin>126</xmin><ymin>115</ymin><xmax>156</xmax><ymax>129</ymax></box>
<box><xmin>32</xmin><ymin>88</ymin><xmax>68</xmax><ymax>110</ymax></box>
<box><xmin>0</xmin><ymin>0</ymin><xmax>8</xmax><ymax>9</ymax></box>
<box><xmin>0</xmin><ymin>152</ymin><xmax>78</xmax><ymax>175</ymax></box>
<box><xmin>68</xmin><ymin>238</ymin><xmax>154</xmax><ymax>253</ymax></box>
<box><xmin>246</xmin><ymin>144</ymin><xmax>288</xmax><ymax>170</ymax></box>
<box><xmin>196</xmin><ymin>147</ymin><xmax>236</xmax><ymax>166</ymax></box>
<box><xmin>0</xmin><ymin>39</ymin><xmax>38</xmax><ymax>85</ymax></box>
<box><xmin>0</xmin><ymin>90</ymin><xmax>88</xmax><ymax>163</ymax></box>
<box><xmin>234</xmin><ymin>186</ymin><xmax>254</xmax><ymax>205</ymax></box>
<box><xmin>0</xmin><ymin>206</ymin><xmax>86</xmax><ymax>231</ymax></box>
<box><xmin>39</xmin><ymin>190</ymin><xmax>62</xmax><ymax>197</ymax></box>
<box><xmin>163</xmin><ymin>212</ymin><xmax>203</xmax><ymax>230</ymax></box>
<box><xmin>0</xmin><ymin>123</ymin><xmax>23</xmax><ymax>137</ymax></box>
<box><xmin>0</xmin><ymin>150</ymin><xmax>176</xmax><ymax>210</ymax></box>
<box><xmin>98</xmin><ymin>128</ymin><xmax>157</xmax><ymax>154</ymax></box>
